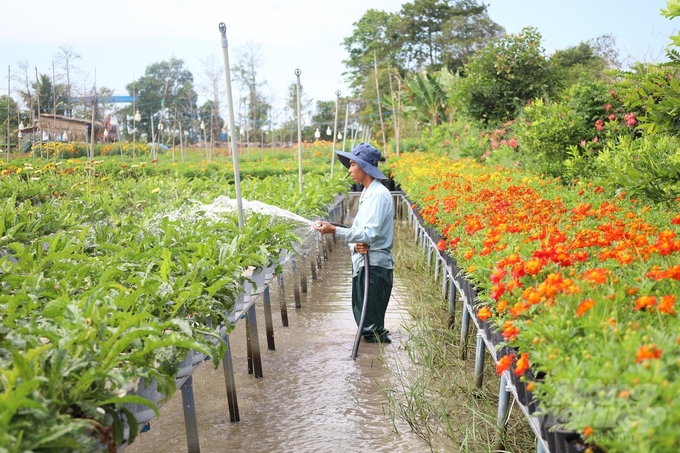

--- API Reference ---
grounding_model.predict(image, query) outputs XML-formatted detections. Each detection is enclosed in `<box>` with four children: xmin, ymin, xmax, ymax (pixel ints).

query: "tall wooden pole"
<box><xmin>387</xmin><ymin>64</ymin><xmax>400</xmax><ymax>157</ymax></box>
<box><xmin>373</xmin><ymin>50</ymin><xmax>387</xmax><ymax>152</ymax></box>
<box><xmin>330</xmin><ymin>90</ymin><xmax>340</xmax><ymax>178</ymax></box>
<box><xmin>35</xmin><ymin>67</ymin><xmax>43</xmax><ymax>158</ymax></box>
<box><xmin>295</xmin><ymin>68</ymin><xmax>303</xmax><ymax>194</ymax></box>
<box><xmin>7</xmin><ymin>66</ymin><xmax>10</xmax><ymax>162</ymax></box>
<box><xmin>219</xmin><ymin>22</ymin><xmax>244</xmax><ymax>227</ymax></box>
<box><xmin>90</xmin><ymin>69</ymin><xmax>96</xmax><ymax>166</ymax></box>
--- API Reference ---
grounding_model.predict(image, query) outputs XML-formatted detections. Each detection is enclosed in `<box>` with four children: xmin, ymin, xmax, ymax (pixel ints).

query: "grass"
<box><xmin>381</xmin><ymin>220</ymin><xmax>536</xmax><ymax>452</ymax></box>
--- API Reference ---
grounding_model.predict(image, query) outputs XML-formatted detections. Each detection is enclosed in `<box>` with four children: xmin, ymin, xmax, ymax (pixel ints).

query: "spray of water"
<box><xmin>204</xmin><ymin>195</ymin><xmax>317</xmax><ymax>227</ymax></box>
<box><xmin>163</xmin><ymin>195</ymin><xmax>321</xmax><ymax>254</ymax></box>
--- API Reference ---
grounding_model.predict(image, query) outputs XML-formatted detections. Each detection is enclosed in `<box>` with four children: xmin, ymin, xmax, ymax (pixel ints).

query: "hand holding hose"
<box><xmin>354</xmin><ymin>243</ymin><xmax>369</xmax><ymax>254</ymax></box>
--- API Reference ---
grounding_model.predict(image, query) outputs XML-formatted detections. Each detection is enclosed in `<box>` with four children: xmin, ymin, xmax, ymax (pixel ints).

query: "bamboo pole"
<box><xmin>330</xmin><ymin>90</ymin><xmax>340</xmax><ymax>178</ymax></box>
<box><xmin>373</xmin><ymin>50</ymin><xmax>387</xmax><ymax>152</ymax></box>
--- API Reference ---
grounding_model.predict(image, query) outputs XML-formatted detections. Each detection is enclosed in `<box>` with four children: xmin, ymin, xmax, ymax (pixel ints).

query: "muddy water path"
<box><xmin>127</xmin><ymin>236</ymin><xmax>430</xmax><ymax>453</ymax></box>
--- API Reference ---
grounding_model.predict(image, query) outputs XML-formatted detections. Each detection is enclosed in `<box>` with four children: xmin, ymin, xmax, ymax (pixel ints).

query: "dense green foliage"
<box><xmin>0</xmin><ymin>157</ymin><xmax>348</xmax><ymax>451</ymax></box>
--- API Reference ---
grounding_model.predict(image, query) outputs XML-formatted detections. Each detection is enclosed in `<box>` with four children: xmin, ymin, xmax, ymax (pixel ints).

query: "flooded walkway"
<box><xmin>127</xmin><ymin>235</ymin><xmax>429</xmax><ymax>453</ymax></box>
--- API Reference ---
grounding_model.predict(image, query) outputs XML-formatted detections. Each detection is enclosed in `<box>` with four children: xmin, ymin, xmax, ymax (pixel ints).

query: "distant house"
<box><xmin>38</xmin><ymin>114</ymin><xmax>107</xmax><ymax>143</ymax></box>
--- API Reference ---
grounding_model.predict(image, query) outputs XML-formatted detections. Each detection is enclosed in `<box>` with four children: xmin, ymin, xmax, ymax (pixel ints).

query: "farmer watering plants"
<box><xmin>315</xmin><ymin>142</ymin><xmax>394</xmax><ymax>345</ymax></box>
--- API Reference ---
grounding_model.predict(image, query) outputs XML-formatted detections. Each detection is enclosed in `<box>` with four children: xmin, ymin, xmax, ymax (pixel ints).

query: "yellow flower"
<box><xmin>16</xmin><ymin>168</ymin><xmax>22</xmax><ymax>174</ymax></box>
<box><xmin>152</xmin><ymin>187</ymin><xmax>161</xmax><ymax>194</ymax></box>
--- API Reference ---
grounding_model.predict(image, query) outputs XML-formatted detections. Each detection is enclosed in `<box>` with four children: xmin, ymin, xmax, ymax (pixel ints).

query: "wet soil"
<box><xmin>126</xmin><ymin>237</ymin><xmax>429</xmax><ymax>453</ymax></box>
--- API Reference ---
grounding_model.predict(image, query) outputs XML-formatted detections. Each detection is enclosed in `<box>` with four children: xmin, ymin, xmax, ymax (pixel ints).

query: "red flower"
<box><xmin>671</xmin><ymin>215</ymin><xmax>680</xmax><ymax>225</ymax></box>
<box><xmin>436</xmin><ymin>239</ymin><xmax>446</xmax><ymax>251</ymax></box>
<box><xmin>594</xmin><ymin>186</ymin><xmax>604</xmax><ymax>193</ymax></box>
<box><xmin>624</xmin><ymin>112</ymin><xmax>637</xmax><ymax>127</ymax></box>
<box><xmin>496</xmin><ymin>352</ymin><xmax>515</xmax><ymax>375</ymax></box>
<box><xmin>605</xmin><ymin>103</ymin><xmax>612</xmax><ymax>111</ymax></box>
<box><xmin>608</xmin><ymin>114</ymin><xmax>617</xmax><ymax>121</ymax></box>
<box><xmin>595</xmin><ymin>119</ymin><xmax>604</xmax><ymax>131</ymax></box>
<box><xmin>514</xmin><ymin>353</ymin><xmax>530</xmax><ymax>377</ymax></box>
<box><xmin>635</xmin><ymin>344</ymin><xmax>662</xmax><ymax>363</ymax></box>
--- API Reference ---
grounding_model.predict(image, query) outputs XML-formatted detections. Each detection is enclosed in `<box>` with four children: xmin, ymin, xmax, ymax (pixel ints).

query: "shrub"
<box><xmin>420</xmin><ymin>117</ymin><xmax>488</xmax><ymax>159</ymax></box>
<box><xmin>456</xmin><ymin>27</ymin><xmax>557</xmax><ymax>123</ymax></box>
<box><xmin>513</xmin><ymin>99</ymin><xmax>589</xmax><ymax>177</ymax></box>
<box><xmin>594</xmin><ymin>134</ymin><xmax>680</xmax><ymax>204</ymax></box>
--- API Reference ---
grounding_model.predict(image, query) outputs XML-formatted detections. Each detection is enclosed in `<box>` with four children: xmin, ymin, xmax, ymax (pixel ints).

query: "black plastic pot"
<box><xmin>539</xmin><ymin>413</ymin><xmax>558</xmax><ymax>453</ymax></box>
<box><xmin>554</xmin><ymin>428</ymin><xmax>582</xmax><ymax>453</ymax></box>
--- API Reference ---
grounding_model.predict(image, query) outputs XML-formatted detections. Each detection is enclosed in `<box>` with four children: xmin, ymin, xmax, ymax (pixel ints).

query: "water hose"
<box><xmin>326</xmin><ymin>222</ymin><xmax>369</xmax><ymax>360</ymax></box>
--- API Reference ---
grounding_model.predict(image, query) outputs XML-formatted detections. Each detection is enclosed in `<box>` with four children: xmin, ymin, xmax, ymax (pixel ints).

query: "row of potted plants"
<box><xmin>0</xmin><ymin>160</ymin><xmax>348</xmax><ymax>451</ymax></box>
<box><xmin>391</xmin><ymin>153</ymin><xmax>680</xmax><ymax>453</ymax></box>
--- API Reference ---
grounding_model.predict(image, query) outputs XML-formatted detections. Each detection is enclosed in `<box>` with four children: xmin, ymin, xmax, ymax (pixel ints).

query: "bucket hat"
<box><xmin>336</xmin><ymin>142</ymin><xmax>387</xmax><ymax>180</ymax></box>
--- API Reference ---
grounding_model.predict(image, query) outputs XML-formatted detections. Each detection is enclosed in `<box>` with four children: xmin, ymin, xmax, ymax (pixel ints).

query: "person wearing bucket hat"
<box><xmin>315</xmin><ymin>143</ymin><xmax>394</xmax><ymax>344</ymax></box>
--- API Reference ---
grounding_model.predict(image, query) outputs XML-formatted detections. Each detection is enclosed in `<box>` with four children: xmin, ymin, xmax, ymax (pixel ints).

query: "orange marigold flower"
<box><xmin>634</xmin><ymin>295</ymin><xmax>657</xmax><ymax>312</ymax></box>
<box><xmin>496</xmin><ymin>353</ymin><xmax>515</xmax><ymax>375</ymax></box>
<box><xmin>626</xmin><ymin>287</ymin><xmax>639</xmax><ymax>296</ymax></box>
<box><xmin>659</xmin><ymin>294</ymin><xmax>677</xmax><ymax>315</ymax></box>
<box><xmin>502</xmin><ymin>321</ymin><xmax>519</xmax><ymax>341</ymax></box>
<box><xmin>583</xmin><ymin>426</ymin><xmax>594</xmax><ymax>437</ymax></box>
<box><xmin>436</xmin><ymin>239</ymin><xmax>447</xmax><ymax>251</ymax></box>
<box><xmin>576</xmin><ymin>299</ymin><xmax>595</xmax><ymax>317</ymax></box>
<box><xmin>582</xmin><ymin>268</ymin><xmax>608</xmax><ymax>285</ymax></box>
<box><xmin>477</xmin><ymin>306</ymin><xmax>492</xmax><ymax>321</ymax></box>
<box><xmin>514</xmin><ymin>353</ymin><xmax>530</xmax><ymax>377</ymax></box>
<box><xmin>496</xmin><ymin>299</ymin><xmax>508</xmax><ymax>313</ymax></box>
<box><xmin>594</xmin><ymin>186</ymin><xmax>604</xmax><ymax>193</ymax></box>
<box><xmin>524</xmin><ymin>258</ymin><xmax>543</xmax><ymax>276</ymax></box>
<box><xmin>672</xmin><ymin>215</ymin><xmax>680</xmax><ymax>225</ymax></box>
<box><xmin>635</xmin><ymin>344</ymin><xmax>662</xmax><ymax>363</ymax></box>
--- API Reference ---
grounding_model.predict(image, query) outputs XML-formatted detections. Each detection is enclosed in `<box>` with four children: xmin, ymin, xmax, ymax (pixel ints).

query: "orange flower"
<box><xmin>659</xmin><ymin>294</ymin><xmax>677</xmax><ymax>315</ymax></box>
<box><xmin>634</xmin><ymin>295</ymin><xmax>657</xmax><ymax>312</ymax></box>
<box><xmin>496</xmin><ymin>353</ymin><xmax>515</xmax><ymax>375</ymax></box>
<box><xmin>635</xmin><ymin>344</ymin><xmax>662</xmax><ymax>363</ymax></box>
<box><xmin>436</xmin><ymin>239</ymin><xmax>447</xmax><ymax>251</ymax></box>
<box><xmin>514</xmin><ymin>353</ymin><xmax>530</xmax><ymax>376</ymax></box>
<box><xmin>582</xmin><ymin>268</ymin><xmax>608</xmax><ymax>285</ymax></box>
<box><xmin>576</xmin><ymin>299</ymin><xmax>595</xmax><ymax>317</ymax></box>
<box><xmin>626</xmin><ymin>287</ymin><xmax>639</xmax><ymax>296</ymax></box>
<box><xmin>477</xmin><ymin>306</ymin><xmax>492</xmax><ymax>321</ymax></box>
<box><xmin>502</xmin><ymin>321</ymin><xmax>519</xmax><ymax>341</ymax></box>
<box><xmin>496</xmin><ymin>299</ymin><xmax>508</xmax><ymax>313</ymax></box>
<box><xmin>583</xmin><ymin>426</ymin><xmax>594</xmax><ymax>437</ymax></box>
<box><xmin>524</xmin><ymin>258</ymin><xmax>543</xmax><ymax>276</ymax></box>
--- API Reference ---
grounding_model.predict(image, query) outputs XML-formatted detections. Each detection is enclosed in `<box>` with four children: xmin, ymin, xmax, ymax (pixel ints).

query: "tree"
<box><xmin>53</xmin><ymin>44</ymin><xmax>81</xmax><ymax>117</ymax></box>
<box><xmin>122</xmin><ymin>58</ymin><xmax>197</xmax><ymax>142</ymax></box>
<box><xmin>0</xmin><ymin>95</ymin><xmax>19</xmax><ymax>148</ymax></box>
<box><xmin>312</xmin><ymin>100</ymin><xmax>336</xmax><ymax>134</ymax></box>
<box><xmin>342</xmin><ymin>9</ymin><xmax>404</xmax><ymax>90</ymax></box>
<box><xmin>199</xmin><ymin>100</ymin><xmax>224</xmax><ymax>144</ymax></box>
<box><xmin>233</xmin><ymin>42</ymin><xmax>269</xmax><ymax>138</ymax></box>
<box><xmin>13</xmin><ymin>61</ymin><xmax>34</xmax><ymax>123</ymax></box>
<box><xmin>437</xmin><ymin>8</ymin><xmax>504</xmax><ymax>71</ymax></box>
<box><xmin>405</xmin><ymin>70</ymin><xmax>450</xmax><ymax>126</ymax></box>
<box><xmin>457</xmin><ymin>27</ymin><xmax>556</xmax><ymax>123</ymax></box>
<box><xmin>199</xmin><ymin>54</ymin><xmax>226</xmax><ymax>148</ymax></box>
<box><xmin>15</xmin><ymin>71</ymin><xmax>69</xmax><ymax>119</ymax></box>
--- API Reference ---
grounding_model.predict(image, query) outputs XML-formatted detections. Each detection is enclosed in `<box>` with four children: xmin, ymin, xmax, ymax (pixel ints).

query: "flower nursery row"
<box><xmin>0</xmin><ymin>159</ymin><xmax>348</xmax><ymax>452</ymax></box>
<box><xmin>391</xmin><ymin>153</ymin><xmax>680</xmax><ymax>453</ymax></box>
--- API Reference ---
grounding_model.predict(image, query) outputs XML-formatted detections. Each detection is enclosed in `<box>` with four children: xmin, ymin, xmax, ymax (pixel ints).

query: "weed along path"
<box><xmin>126</xmin><ymin>234</ymin><xmax>429</xmax><ymax>453</ymax></box>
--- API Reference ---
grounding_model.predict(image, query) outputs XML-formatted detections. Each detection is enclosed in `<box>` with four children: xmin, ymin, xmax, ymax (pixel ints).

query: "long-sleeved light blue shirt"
<box><xmin>335</xmin><ymin>180</ymin><xmax>394</xmax><ymax>276</ymax></box>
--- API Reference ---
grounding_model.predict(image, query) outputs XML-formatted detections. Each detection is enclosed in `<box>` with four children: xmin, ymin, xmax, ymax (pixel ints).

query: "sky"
<box><xmin>0</xmin><ymin>0</ymin><xmax>677</xmax><ymax>124</ymax></box>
